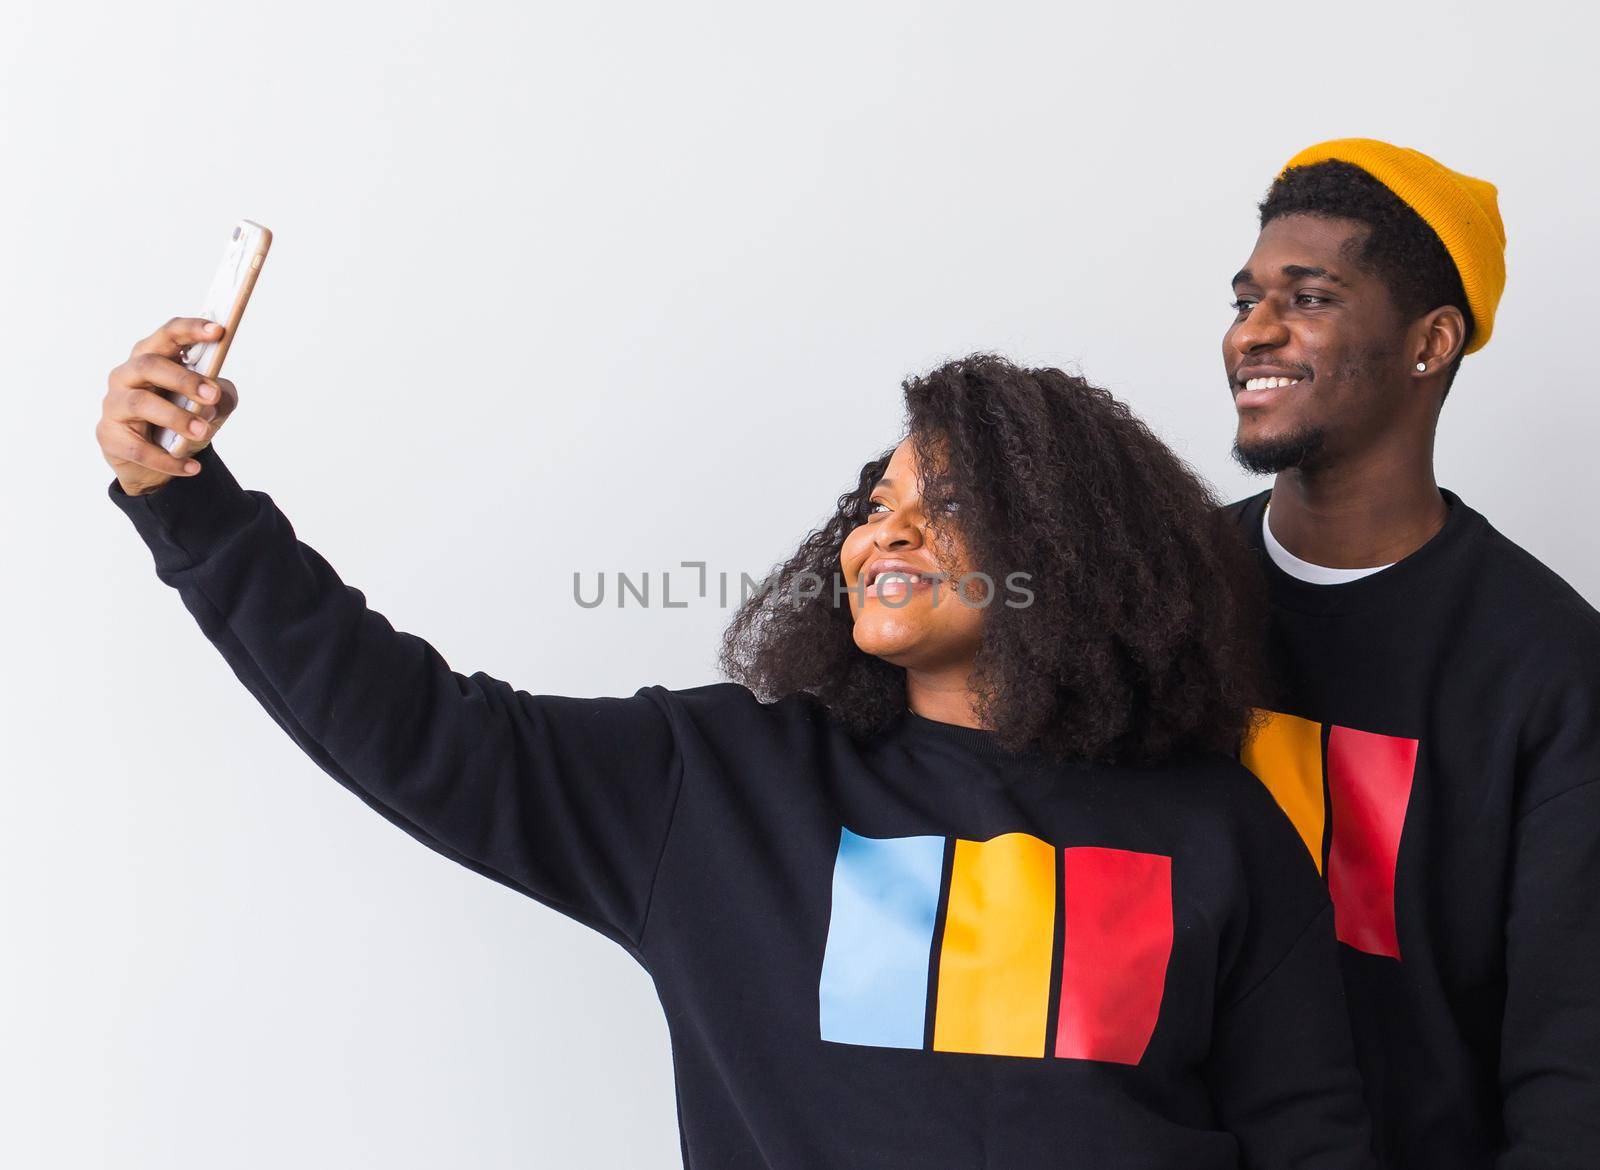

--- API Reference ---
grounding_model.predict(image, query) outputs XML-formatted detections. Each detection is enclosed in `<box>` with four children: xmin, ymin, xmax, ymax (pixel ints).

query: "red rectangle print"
<box><xmin>1054</xmin><ymin>847</ymin><xmax>1173</xmax><ymax>1065</ymax></box>
<box><xmin>1327</xmin><ymin>725</ymin><xmax>1417</xmax><ymax>959</ymax></box>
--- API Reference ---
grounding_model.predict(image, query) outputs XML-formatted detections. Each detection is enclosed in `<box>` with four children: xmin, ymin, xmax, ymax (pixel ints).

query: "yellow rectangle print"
<box><xmin>1241</xmin><ymin>709</ymin><xmax>1327</xmax><ymax>872</ymax></box>
<box><xmin>933</xmin><ymin>832</ymin><xmax>1057</xmax><ymax>1057</ymax></box>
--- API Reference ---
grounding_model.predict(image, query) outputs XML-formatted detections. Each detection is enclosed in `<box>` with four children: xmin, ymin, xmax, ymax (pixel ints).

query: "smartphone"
<box><xmin>153</xmin><ymin>219</ymin><xmax>273</xmax><ymax>455</ymax></box>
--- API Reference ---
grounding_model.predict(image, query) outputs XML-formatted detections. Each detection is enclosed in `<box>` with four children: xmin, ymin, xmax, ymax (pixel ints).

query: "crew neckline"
<box><xmin>893</xmin><ymin>708</ymin><xmax>1051</xmax><ymax>764</ymax></box>
<box><xmin>1240</xmin><ymin>487</ymin><xmax>1484</xmax><ymax>615</ymax></box>
<box><xmin>1262</xmin><ymin>502</ymin><xmax>1395</xmax><ymax>584</ymax></box>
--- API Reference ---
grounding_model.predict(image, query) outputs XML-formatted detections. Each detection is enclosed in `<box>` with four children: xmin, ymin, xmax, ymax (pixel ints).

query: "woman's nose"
<box><xmin>875</xmin><ymin>508</ymin><xmax>925</xmax><ymax>550</ymax></box>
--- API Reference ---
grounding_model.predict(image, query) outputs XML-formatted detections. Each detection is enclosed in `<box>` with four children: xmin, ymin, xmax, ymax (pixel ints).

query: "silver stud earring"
<box><xmin>1416</xmin><ymin>362</ymin><xmax>1427</xmax><ymax>372</ymax></box>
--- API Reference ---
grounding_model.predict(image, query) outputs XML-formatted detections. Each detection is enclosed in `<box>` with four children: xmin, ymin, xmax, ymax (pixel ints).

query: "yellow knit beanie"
<box><xmin>1280</xmin><ymin>138</ymin><xmax>1505</xmax><ymax>354</ymax></box>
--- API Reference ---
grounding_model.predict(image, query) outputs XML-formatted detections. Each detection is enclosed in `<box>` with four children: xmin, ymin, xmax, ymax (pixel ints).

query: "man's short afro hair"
<box><xmin>1259</xmin><ymin>159</ymin><xmax>1474</xmax><ymax>392</ymax></box>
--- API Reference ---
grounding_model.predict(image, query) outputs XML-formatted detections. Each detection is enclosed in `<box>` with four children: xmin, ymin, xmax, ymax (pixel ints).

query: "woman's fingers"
<box><xmin>128</xmin><ymin>316</ymin><xmax>223</xmax><ymax>361</ymax></box>
<box><xmin>94</xmin><ymin>415</ymin><xmax>202</xmax><ymax>479</ymax></box>
<box><xmin>115</xmin><ymin>385</ymin><xmax>219</xmax><ymax>442</ymax></box>
<box><xmin>110</xmin><ymin>350</ymin><xmax>222</xmax><ymax>408</ymax></box>
<box><xmin>101</xmin><ymin>318</ymin><xmax>241</xmax><ymax>495</ymax></box>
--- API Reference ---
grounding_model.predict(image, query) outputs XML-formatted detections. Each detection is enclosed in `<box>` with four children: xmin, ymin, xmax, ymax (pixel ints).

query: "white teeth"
<box><xmin>871</xmin><ymin>570</ymin><xmax>922</xmax><ymax>587</ymax></box>
<box><xmin>1243</xmin><ymin>376</ymin><xmax>1302</xmax><ymax>392</ymax></box>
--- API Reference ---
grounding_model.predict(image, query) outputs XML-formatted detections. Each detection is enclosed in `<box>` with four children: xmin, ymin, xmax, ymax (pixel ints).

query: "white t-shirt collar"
<box><xmin>1262</xmin><ymin>501</ymin><xmax>1396</xmax><ymax>585</ymax></box>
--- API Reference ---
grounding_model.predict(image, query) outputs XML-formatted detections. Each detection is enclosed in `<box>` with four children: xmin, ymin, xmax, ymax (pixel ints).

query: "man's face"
<box><xmin>1224</xmin><ymin>213</ymin><xmax>1410</xmax><ymax>474</ymax></box>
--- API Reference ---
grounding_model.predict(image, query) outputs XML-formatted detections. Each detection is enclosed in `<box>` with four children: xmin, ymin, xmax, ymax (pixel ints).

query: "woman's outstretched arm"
<box><xmin>100</xmin><ymin>320</ymin><xmax>685</xmax><ymax>956</ymax></box>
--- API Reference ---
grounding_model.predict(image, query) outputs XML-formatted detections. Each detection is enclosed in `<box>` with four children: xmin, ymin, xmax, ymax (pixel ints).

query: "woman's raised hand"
<box><xmin>97</xmin><ymin>317</ymin><xmax>240</xmax><ymax>496</ymax></box>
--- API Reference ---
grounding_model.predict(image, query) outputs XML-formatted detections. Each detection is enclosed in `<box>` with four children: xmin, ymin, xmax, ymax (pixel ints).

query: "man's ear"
<box><xmin>1410</xmin><ymin>305</ymin><xmax>1467</xmax><ymax>375</ymax></box>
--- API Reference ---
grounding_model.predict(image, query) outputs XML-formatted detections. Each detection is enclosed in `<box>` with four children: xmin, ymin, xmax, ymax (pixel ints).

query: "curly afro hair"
<box><xmin>718</xmin><ymin>354</ymin><xmax>1266</xmax><ymax>765</ymax></box>
<box><xmin>1260</xmin><ymin>159</ymin><xmax>1474</xmax><ymax>398</ymax></box>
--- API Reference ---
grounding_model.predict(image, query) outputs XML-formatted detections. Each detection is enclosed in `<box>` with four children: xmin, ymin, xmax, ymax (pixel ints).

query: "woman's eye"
<box><xmin>866</xmin><ymin>500</ymin><xmax>888</xmax><ymax>517</ymax></box>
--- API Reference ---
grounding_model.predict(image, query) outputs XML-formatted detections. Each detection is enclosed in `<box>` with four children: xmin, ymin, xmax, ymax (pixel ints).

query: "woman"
<box><xmin>99</xmin><ymin>321</ymin><xmax>1374</xmax><ymax>1169</ymax></box>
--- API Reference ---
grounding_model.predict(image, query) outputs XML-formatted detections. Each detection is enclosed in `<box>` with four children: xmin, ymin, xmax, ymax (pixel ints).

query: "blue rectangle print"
<box><xmin>818</xmin><ymin>828</ymin><xmax>946</xmax><ymax>1049</ymax></box>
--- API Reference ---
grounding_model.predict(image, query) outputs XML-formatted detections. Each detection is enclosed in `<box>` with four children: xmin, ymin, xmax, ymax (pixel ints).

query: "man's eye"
<box><xmin>1295</xmin><ymin>293</ymin><xmax>1328</xmax><ymax>307</ymax></box>
<box><xmin>1230</xmin><ymin>298</ymin><xmax>1256</xmax><ymax>314</ymax></box>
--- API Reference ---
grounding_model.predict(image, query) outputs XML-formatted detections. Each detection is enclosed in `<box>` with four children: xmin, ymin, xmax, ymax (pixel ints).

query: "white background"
<box><xmin>5</xmin><ymin>1</ymin><xmax>1596</xmax><ymax>1166</ymax></box>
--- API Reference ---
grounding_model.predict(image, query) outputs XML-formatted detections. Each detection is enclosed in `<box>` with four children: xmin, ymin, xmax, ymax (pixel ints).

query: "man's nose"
<box><xmin>1231</xmin><ymin>298</ymin><xmax>1291</xmax><ymax>354</ymax></box>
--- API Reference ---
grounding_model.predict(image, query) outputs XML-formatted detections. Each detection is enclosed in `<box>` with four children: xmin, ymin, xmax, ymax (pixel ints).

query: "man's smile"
<box><xmin>1232</xmin><ymin>364</ymin><xmax>1311</xmax><ymax>411</ymax></box>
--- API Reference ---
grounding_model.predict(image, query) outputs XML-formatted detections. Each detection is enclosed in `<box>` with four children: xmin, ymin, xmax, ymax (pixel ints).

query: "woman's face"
<box><xmin>839</xmin><ymin>438</ymin><xmax>986</xmax><ymax>673</ymax></box>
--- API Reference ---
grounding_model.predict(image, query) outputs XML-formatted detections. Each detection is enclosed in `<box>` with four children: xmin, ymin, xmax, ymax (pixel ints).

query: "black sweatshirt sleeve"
<box><xmin>1496</xmin><ymin>777</ymin><xmax>1600</xmax><ymax>1168</ymax></box>
<box><xmin>1205</xmin><ymin>903</ymin><xmax>1376</xmax><ymax>1170</ymax></box>
<box><xmin>1492</xmin><ymin>615</ymin><xmax>1600</xmax><ymax>1169</ymax></box>
<box><xmin>107</xmin><ymin>443</ymin><xmax>685</xmax><ymax>956</ymax></box>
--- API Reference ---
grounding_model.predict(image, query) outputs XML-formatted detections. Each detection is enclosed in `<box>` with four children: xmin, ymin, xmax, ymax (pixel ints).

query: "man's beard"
<box><xmin>1232</xmin><ymin>426</ymin><xmax>1328</xmax><ymax>474</ymax></box>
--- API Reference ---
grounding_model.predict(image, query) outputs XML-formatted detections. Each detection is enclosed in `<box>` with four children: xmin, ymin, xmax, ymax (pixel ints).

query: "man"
<box><xmin>1224</xmin><ymin>138</ymin><xmax>1600</xmax><ymax>1168</ymax></box>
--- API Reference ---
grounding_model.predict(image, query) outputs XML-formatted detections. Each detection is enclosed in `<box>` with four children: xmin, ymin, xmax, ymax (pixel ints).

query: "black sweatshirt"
<box><xmin>109</xmin><ymin>443</ymin><xmax>1375</xmax><ymax>1170</ymax></box>
<box><xmin>1226</xmin><ymin>489</ymin><xmax>1600</xmax><ymax>1170</ymax></box>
